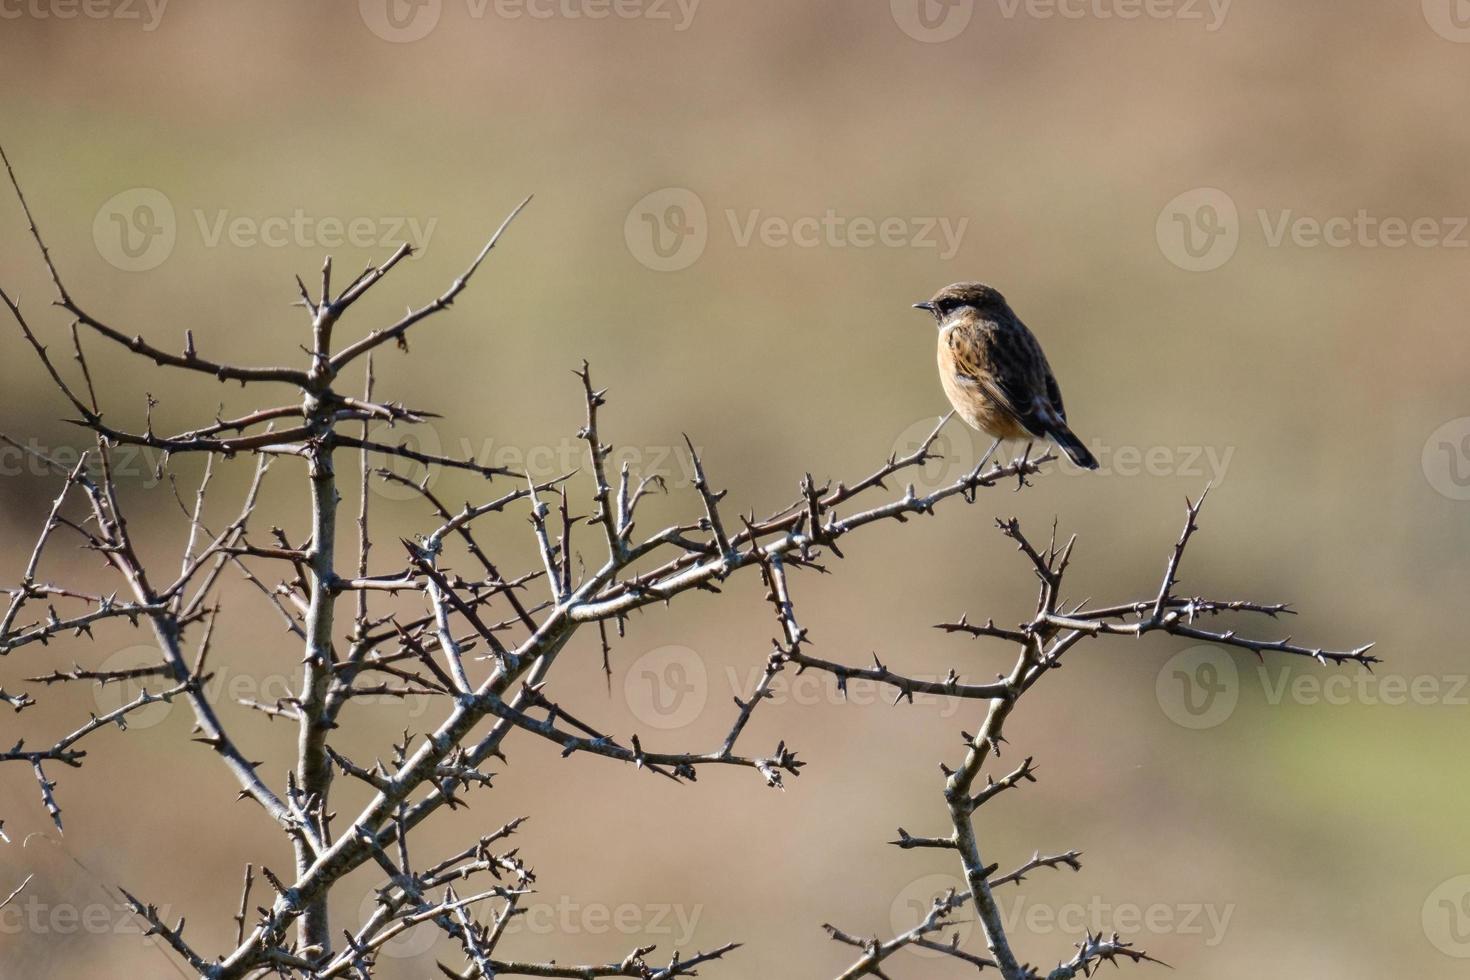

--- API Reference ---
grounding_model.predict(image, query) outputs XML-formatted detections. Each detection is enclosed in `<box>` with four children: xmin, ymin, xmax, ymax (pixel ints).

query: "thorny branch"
<box><xmin>825</xmin><ymin>492</ymin><xmax>1374</xmax><ymax>979</ymax></box>
<box><xmin>0</xmin><ymin>145</ymin><xmax>1372</xmax><ymax>980</ymax></box>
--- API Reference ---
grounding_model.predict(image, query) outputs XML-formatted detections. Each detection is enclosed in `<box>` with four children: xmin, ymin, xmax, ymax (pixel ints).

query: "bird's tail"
<box><xmin>1047</xmin><ymin>422</ymin><xmax>1099</xmax><ymax>470</ymax></box>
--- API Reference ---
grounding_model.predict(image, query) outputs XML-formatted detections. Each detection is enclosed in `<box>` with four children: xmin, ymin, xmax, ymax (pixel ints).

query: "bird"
<box><xmin>913</xmin><ymin>282</ymin><xmax>1099</xmax><ymax>470</ymax></box>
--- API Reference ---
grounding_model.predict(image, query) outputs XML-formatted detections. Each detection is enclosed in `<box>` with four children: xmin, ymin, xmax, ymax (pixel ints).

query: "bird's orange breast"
<box><xmin>937</xmin><ymin>333</ymin><xmax>1028</xmax><ymax>439</ymax></box>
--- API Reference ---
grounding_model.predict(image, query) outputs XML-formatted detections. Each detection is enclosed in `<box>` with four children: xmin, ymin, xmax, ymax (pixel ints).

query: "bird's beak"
<box><xmin>912</xmin><ymin>301</ymin><xmax>935</xmax><ymax>313</ymax></box>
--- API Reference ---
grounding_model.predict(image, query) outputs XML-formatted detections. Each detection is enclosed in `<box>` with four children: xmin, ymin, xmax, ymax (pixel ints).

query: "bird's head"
<box><xmin>912</xmin><ymin>282</ymin><xmax>1010</xmax><ymax>325</ymax></box>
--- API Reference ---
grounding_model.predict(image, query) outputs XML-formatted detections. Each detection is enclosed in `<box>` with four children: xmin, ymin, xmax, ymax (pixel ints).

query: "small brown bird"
<box><xmin>914</xmin><ymin>282</ymin><xmax>1099</xmax><ymax>470</ymax></box>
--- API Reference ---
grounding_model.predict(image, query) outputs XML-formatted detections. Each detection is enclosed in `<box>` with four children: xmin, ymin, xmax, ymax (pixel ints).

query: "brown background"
<box><xmin>1</xmin><ymin>2</ymin><xmax>1467</xmax><ymax>977</ymax></box>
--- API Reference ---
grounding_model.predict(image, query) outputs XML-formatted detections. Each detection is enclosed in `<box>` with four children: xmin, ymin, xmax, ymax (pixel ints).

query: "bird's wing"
<box><xmin>990</xmin><ymin>319</ymin><xmax>1065</xmax><ymax>434</ymax></box>
<box><xmin>1042</xmin><ymin>355</ymin><xmax>1066</xmax><ymax>422</ymax></box>
<box><xmin>946</xmin><ymin>320</ymin><xmax>1025</xmax><ymax>422</ymax></box>
<box><xmin>948</xmin><ymin>317</ymin><xmax>1063</xmax><ymax>436</ymax></box>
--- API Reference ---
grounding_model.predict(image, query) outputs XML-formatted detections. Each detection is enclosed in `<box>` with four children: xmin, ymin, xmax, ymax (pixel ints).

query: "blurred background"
<box><xmin>1</xmin><ymin>1</ymin><xmax>1467</xmax><ymax>976</ymax></box>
